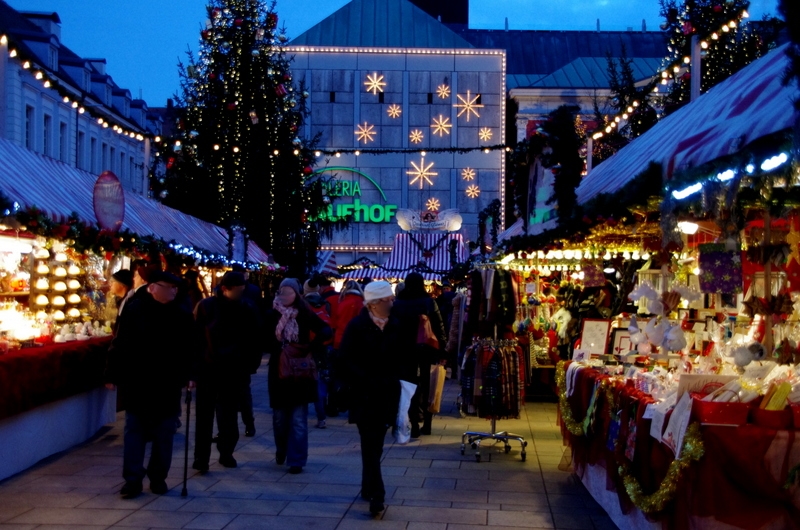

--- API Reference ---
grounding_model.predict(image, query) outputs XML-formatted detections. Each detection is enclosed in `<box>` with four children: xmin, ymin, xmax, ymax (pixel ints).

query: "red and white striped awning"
<box><xmin>577</xmin><ymin>44</ymin><xmax>797</xmax><ymax>205</ymax></box>
<box><xmin>316</xmin><ymin>250</ymin><xmax>338</xmax><ymax>275</ymax></box>
<box><xmin>341</xmin><ymin>232</ymin><xmax>468</xmax><ymax>281</ymax></box>
<box><xmin>0</xmin><ymin>137</ymin><xmax>271</xmax><ymax>264</ymax></box>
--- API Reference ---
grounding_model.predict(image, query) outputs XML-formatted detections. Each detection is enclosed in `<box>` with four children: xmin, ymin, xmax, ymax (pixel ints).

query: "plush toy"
<box><xmin>732</xmin><ymin>341</ymin><xmax>766</xmax><ymax>368</ymax></box>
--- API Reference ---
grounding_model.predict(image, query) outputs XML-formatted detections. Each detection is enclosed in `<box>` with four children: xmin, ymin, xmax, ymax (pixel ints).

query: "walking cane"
<box><xmin>181</xmin><ymin>387</ymin><xmax>192</xmax><ymax>497</ymax></box>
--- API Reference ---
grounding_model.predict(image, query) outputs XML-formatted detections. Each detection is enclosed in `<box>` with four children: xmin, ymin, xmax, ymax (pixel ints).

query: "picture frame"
<box><xmin>677</xmin><ymin>309</ymin><xmax>689</xmax><ymax>321</ymax></box>
<box><xmin>579</xmin><ymin>319</ymin><xmax>611</xmax><ymax>356</ymax></box>
<box><xmin>609</xmin><ymin>328</ymin><xmax>632</xmax><ymax>356</ymax></box>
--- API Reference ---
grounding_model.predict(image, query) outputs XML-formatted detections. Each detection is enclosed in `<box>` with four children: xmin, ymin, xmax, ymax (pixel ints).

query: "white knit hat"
<box><xmin>363</xmin><ymin>280</ymin><xmax>394</xmax><ymax>303</ymax></box>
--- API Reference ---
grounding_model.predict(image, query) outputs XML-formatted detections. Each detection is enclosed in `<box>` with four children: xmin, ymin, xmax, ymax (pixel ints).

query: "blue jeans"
<box><xmin>313</xmin><ymin>378</ymin><xmax>328</xmax><ymax>422</ymax></box>
<box><xmin>272</xmin><ymin>404</ymin><xmax>309</xmax><ymax>467</ymax></box>
<box><xmin>123</xmin><ymin>412</ymin><xmax>176</xmax><ymax>484</ymax></box>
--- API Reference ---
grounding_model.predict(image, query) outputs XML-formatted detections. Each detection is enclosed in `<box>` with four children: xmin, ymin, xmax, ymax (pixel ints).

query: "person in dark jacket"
<box><xmin>105</xmin><ymin>271</ymin><xmax>195</xmax><ymax>499</ymax></box>
<box><xmin>192</xmin><ymin>271</ymin><xmax>262</xmax><ymax>471</ymax></box>
<box><xmin>391</xmin><ymin>272</ymin><xmax>447</xmax><ymax>437</ymax></box>
<box><xmin>267</xmin><ymin>278</ymin><xmax>331</xmax><ymax>474</ymax></box>
<box><xmin>340</xmin><ymin>280</ymin><xmax>409</xmax><ymax>517</ymax></box>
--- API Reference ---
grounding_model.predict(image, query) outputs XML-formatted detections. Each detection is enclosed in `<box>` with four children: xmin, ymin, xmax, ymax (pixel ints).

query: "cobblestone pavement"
<box><xmin>0</xmin><ymin>360</ymin><xmax>617</xmax><ymax>529</ymax></box>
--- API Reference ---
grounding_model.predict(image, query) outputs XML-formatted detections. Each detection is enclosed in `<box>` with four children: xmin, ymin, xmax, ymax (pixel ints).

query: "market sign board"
<box><xmin>93</xmin><ymin>171</ymin><xmax>125</xmax><ymax>231</ymax></box>
<box><xmin>310</xmin><ymin>167</ymin><xmax>397</xmax><ymax>223</ymax></box>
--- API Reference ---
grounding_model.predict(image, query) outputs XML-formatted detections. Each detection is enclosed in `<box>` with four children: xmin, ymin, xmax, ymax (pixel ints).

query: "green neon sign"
<box><xmin>310</xmin><ymin>167</ymin><xmax>397</xmax><ymax>223</ymax></box>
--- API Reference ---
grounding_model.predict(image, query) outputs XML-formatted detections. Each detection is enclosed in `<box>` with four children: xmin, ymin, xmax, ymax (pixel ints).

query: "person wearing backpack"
<box><xmin>267</xmin><ymin>278</ymin><xmax>332</xmax><ymax>474</ymax></box>
<box><xmin>192</xmin><ymin>272</ymin><xmax>262</xmax><ymax>472</ymax></box>
<box><xmin>303</xmin><ymin>281</ymin><xmax>333</xmax><ymax>429</ymax></box>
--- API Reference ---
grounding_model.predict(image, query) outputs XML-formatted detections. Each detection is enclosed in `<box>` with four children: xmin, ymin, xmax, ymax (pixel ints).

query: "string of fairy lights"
<box><xmin>590</xmin><ymin>6</ymin><xmax>750</xmax><ymax>140</ymax></box>
<box><xmin>0</xmin><ymin>34</ymin><xmax>149</xmax><ymax>142</ymax></box>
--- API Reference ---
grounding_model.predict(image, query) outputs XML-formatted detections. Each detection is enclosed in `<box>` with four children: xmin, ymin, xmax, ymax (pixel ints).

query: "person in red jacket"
<box><xmin>333</xmin><ymin>281</ymin><xmax>364</xmax><ymax>349</ymax></box>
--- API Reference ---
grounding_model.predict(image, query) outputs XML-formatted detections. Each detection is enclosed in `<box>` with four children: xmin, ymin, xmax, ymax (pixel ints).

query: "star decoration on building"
<box><xmin>465</xmin><ymin>184</ymin><xmax>481</xmax><ymax>198</ymax></box>
<box><xmin>454</xmin><ymin>90</ymin><xmax>483</xmax><ymax>121</ymax></box>
<box><xmin>461</xmin><ymin>167</ymin><xmax>476</xmax><ymax>181</ymax></box>
<box><xmin>431</xmin><ymin>115</ymin><xmax>452</xmax><ymax>137</ymax></box>
<box><xmin>355</xmin><ymin>122</ymin><xmax>376</xmax><ymax>144</ymax></box>
<box><xmin>387</xmin><ymin>104</ymin><xmax>402</xmax><ymax>118</ymax></box>
<box><xmin>426</xmin><ymin>197</ymin><xmax>441</xmax><ymax>211</ymax></box>
<box><xmin>407</xmin><ymin>159</ymin><xmax>438</xmax><ymax>189</ymax></box>
<box><xmin>436</xmin><ymin>84</ymin><xmax>450</xmax><ymax>99</ymax></box>
<box><xmin>364</xmin><ymin>73</ymin><xmax>386</xmax><ymax>95</ymax></box>
<box><xmin>409</xmin><ymin>129</ymin><xmax>424</xmax><ymax>144</ymax></box>
<box><xmin>479</xmin><ymin>127</ymin><xmax>493</xmax><ymax>141</ymax></box>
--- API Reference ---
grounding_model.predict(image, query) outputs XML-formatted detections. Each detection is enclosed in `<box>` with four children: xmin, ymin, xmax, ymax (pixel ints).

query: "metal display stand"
<box><xmin>461</xmin><ymin>417</ymin><xmax>528</xmax><ymax>463</ymax></box>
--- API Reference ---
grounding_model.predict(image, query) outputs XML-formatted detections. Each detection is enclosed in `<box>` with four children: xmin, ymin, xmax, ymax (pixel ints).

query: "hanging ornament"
<box><xmin>189</xmin><ymin>130</ymin><xmax>199</xmax><ymax>138</ymax></box>
<box><xmin>303</xmin><ymin>166</ymin><xmax>313</xmax><ymax>175</ymax></box>
<box><xmin>252</xmin><ymin>49</ymin><xmax>260</xmax><ymax>57</ymax></box>
<box><xmin>222</xmin><ymin>8</ymin><xmax>230</xmax><ymax>14</ymax></box>
<box><xmin>275</xmin><ymin>84</ymin><xmax>288</xmax><ymax>96</ymax></box>
<box><xmin>159</xmin><ymin>190</ymin><xmax>168</xmax><ymax>199</ymax></box>
<box><xmin>267</xmin><ymin>68</ymin><xmax>274</xmax><ymax>76</ymax></box>
<box><xmin>249</xmin><ymin>110</ymin><xmax>258</xmax><ymax>124</ymax></box>
<box><xmin>166</xmin><ymin>157</ymin><xmax>176</xmax><ymax>169</ymax></box>
<box><xmin>220</xmin><ymin>41</ymin><xmax>231</xmax><ymax>54</ymax></box>
<box><xmin>713</xmin><ymin>4</ymin><xmax>723</xmax><ymax>13</ymax></box>
<box><xmin>256</xmin><ymin>28</ymin><xmax>265</xmax><ymax>41</ymax></box>
<box><xmin>279</xmin><ymin>33</ymin><xmax>288</xmax><ymax>43</ymax></box>
<box><xmin>187</xmin><ymin>65</ymin><xmax>197</xmax><ymax>78</ymax></box>
<box><xmin>302</xmin><ymin>90</ymin><xmax>309</xmax><ymax>99</ymax></box>
<box><xmin>234</xmin><ymin>18</ymin><xmax>243</xmax><ymax>26</ymax></box>
<box><xmin>211</xmin><ymin>8</ymin><xmax>222</xmax><ymax>18</ymax></box>
<box><xmin>682</xmin><ymin>21</ymin><xmax>693</xmax><ymax>35</ymax></box>
<box><xmin>283</xmin><ymin>74</ymin><xmax>291</xmax><ymax>82</ymax></box>
<box><xmin>205</xmin><ymin>18</ymin><xmax>212</xmax><ymax>29</ymax></box>
<box><xmin>289</xmin><ymin>98</ymin><xmax>296</xmax><ymax>108</ymax></box>
<box><xmin>267</xmin><ymin>12</ymin><xmax>278</xmax><ymax>29</ymax></box>
<box><xmin>292</xmin><ymin>137</ymin><xmax>302</xmax><ymax>146</ymax></box>
<box><xmin>227</xmin><ymin>102</ymin><xmax>237</xmax><ymax>111</ymax></box>
<box><xmin>322</xmin><ymin>196</ymin><xmax>331</xmax><ymax>205</ymax></box>
<box><xmin>209</xmin><ymin>72</ymin><xmax>217</xmax><ymax>80</ymax></box>
<box><xmin>158</xmin><ymin>178</ymin><xmax>165</xmax><ymax>184</ymax></box>
<box><xmin>201</xmin><ymin>30</ymin><xmax>211</xmax><ymax>41</ymax></box>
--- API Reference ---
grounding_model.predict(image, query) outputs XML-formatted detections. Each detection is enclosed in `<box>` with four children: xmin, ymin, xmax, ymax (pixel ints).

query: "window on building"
<box><xmin>25</xmin><ymin>105</ymin><xmax>35</xmax><ymax>150</ymax></box>
<box><xmin>120</xmin><ymin>152</ymin><xmax>126</xmax><ymax>180</ymax></box>
<box><xmin>77</xmin><ymin>132</ymin><xmax>86</xmax><ymax>169</ymax></box>
<box><xmin>129</xmin><ymin>156</ymin><xmax>135</xmax><ymax>190</ymax></box>
<box><xmin>90</xmin><ymin>138</ymin><xmax>98</xmax><ymax>173</ymax></box>
<box><xmin>102</xmin><ymin>143</ymin><xmax>108</xmax><ymax>172</ymax></box>
<box><xmin>329</xmin><ymin>91</ymin><xmax>336</xmax><ymax>103</ymax></box>
<box><xmin>59</xmin><ymin>122</ymin><xmax>68</xmax><ymax>162</ymax></box>
<box><xmin>427</xmin><ymin>93</ymin><xmax>433</xmax><ymax>104</ymax></box>
<box><xmin>110</xmin><ymin>146</ymin><xmax>116</xmax><ymax>172</ymax></box>
<box><xmin>43</xmin><ymin>114</ymin><xmax>52</xmax><ymax>156</ymax></box>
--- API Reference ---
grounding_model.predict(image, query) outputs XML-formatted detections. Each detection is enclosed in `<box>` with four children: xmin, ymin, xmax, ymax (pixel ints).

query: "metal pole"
<box><xmin>586</xmin><ymin>136</ymin><xmax>593</xmax><ymax>175</ymax></box>
<box><xmin>690</xmin><ymin>35</ymin><xmax>701</xmax><ymax>101</ymax></box>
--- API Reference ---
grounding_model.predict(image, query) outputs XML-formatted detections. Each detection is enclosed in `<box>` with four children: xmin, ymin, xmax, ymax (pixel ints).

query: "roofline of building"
<box><xmin>286</xmin><ymin>45</ymin><xmax>505</xmax><ymax>56</ymax></box>
<box><xmin>17</xmin><ymin>10</ymin><xmax>61</xmax><ymax>23</ymax></box>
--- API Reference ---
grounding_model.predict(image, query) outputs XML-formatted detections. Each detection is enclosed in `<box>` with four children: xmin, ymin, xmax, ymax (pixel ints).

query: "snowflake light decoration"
<box><xmin>407</xmin><ymin>159</ymin><xmax>438</xmax><ymax>189</ymax></box>
<box><xmin>355</xmin><ymin>122</ymin><xmax>376</xmax><ymax>144</ymax></box>
<box><xmin>436</xmin><ymin>84</ymin><xmax>450</xmax><ymax>99</ymax></box>
<box><xmin>431</xmin><ymin>115</ymin><xmax>452</xmax><ymax>137</ymax></box>
<box><xmin>387</xmin><ymin>104</ymin><xmax>402</xmax><ymax>118</ymax></box>
<box><xmin>461</xmin><ymin>167</ymin><xmax>476</xmax><ymax>181</ymax></box>
<box><xmin>364</xmin><ymin>73</ymin><xmax>386</xmax><ymax>95</ymax></box>
<box><xmin>409</xmin><ymin>129</ymin><xmax>424</xmax><ymax>144</ymax></box>
<box><xmin>479</xmin><ymin>127</ymin><xmax>493</xmax><ymax>141</ymax></box>
<box><xmin>466</xmin><ymin>185</ymin><xmax>480</xmax><ymax>198</ymax></box>
<box><xmin>426</xmin><ymin>197</ymin><xmax>441</xmax><ymax>211</ymax></box>
<box><xmin>454</xmin><ymin>90</ymin><xmax>483</xmax><ymax>122</ymax></box>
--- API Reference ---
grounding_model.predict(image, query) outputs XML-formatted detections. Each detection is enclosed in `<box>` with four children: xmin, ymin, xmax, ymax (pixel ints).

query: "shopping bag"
<box><xmin>417</xmin><ymin>314</ymin><xmax>440</xmax><ymax>349</ymax></box>
<box><xmin>394</xmin><ymin>380</ymin><xmax>417</xmax><ymax>445</ymax></box>
<box><xmin>428</xmin><ymin>364</ymin><xmax>446</xmax><ymax>414</ymax></box>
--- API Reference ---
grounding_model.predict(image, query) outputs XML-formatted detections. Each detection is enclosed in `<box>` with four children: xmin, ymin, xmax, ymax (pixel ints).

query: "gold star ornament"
<box><xmin>787</xmin><ymin>222</ymin><xmax>800</xmax><ymax>266</ymax></box>
<box><xmin>387</xmin><ymin>104</ymin><xmax>401</xmax><ymax>118</ymax></box>
<box><xmin>431</xmin><ymin>115</ymin><xmax>452</xmax><ymax>137</ymax></box>
<box><xmin>466</xmin><ymin>184</ymin><xmax>480</xmax><ymax>198</ymax></box>
<box><xmin>461</xmin><ymin>167</ymin><xmax>476</xmax><ymax>181</ymax></box>
<box><xmin>409</xmin><ymin>129</ymin><xmax>424</xmax><ymax>144</ymax></box>
<box><xmin>355</xmin><ymin>122</ymin><xmax>376</xmax><ymax>144</ymax></box>
<box><xmin>426</xmin><ymin>197</ymin><xmax>441</xmax><ymax>211</ymax></box>
<box><xmin>436</xmin><ymin>84</ymin><xmax>450</xmax><ymax>99</ymax></box>
<box><xmin>407</xmin><ymin>159</ymin><xmax>438</xmax><ymax>189</ymax></box>
<box><xmin>479</xmin><ymin>127</ymin><xmax>493</xmax><ymax>141</ymax></box>
<box><xmin>454</xmin><ymin>90</ymin><xmax>483</xmax><ymax>121</ymax></box>
<box><xmin>364</xmin><ymin>73</ymin><xmax>386</xmax><ymax>95</ymax></box>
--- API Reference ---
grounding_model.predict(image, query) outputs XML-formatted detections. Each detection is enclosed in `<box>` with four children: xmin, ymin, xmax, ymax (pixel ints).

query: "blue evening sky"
<box><xmin>9</xmin><ymin>0</ymin><xmax>780</xmax><ymax>106</ymax></box>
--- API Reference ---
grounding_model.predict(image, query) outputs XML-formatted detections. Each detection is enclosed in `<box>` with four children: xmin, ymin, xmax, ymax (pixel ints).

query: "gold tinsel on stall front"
<box><xmin>555</xmin><ymin>361</ymin><xmax>586</xmax><ymax>436</ymax></box>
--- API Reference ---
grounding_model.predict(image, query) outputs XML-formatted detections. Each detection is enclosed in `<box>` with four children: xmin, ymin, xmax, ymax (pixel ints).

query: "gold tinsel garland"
<box><xmin>618</xmin><ymin>422</ymin><xmax>705</xmax><ymax>514</ymax></box>
<box><xmin>556</xmin><ymin>361</ymin><xmax>706</xmax><ymax>515</ymax></box>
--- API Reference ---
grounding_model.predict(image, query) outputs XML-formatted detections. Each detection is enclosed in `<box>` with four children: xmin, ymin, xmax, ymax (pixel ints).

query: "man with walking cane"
<box><xmin>106</xmin><ymin>271</ymin><xmax>197</xmax><ymax>499</ymax></box>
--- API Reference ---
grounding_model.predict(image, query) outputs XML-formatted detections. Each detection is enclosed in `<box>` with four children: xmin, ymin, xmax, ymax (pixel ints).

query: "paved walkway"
<box><xmin>0</xmin><ymin>361</ymin><xmax>617</xmax><ymax>530</ymax></box>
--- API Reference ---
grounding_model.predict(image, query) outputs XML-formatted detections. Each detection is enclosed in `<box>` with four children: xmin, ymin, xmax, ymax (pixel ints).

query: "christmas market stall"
<box><xmin>0</xmin><ymin>136</ymin><xmax>275</xmax><ymax>480</ymax></box>
<box><xmin>489</xmin><ymin>43</ymin><xmax>800</xmax><ymax>529</ymax></box>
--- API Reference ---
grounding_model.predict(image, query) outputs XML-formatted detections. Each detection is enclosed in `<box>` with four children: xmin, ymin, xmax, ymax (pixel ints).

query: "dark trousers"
<box><xmin>409</xmin><ymin>362</ymin><xmax>433</xmax><ymax>428</ymax></box>
<box><xmin>357</xmin><ymin>423</ymin><xmax>388</xmax><ymax>502</ymax></box>
<box><xmin>273</xmin><ymin>404</ymin><xmax>309</xmax><ymax>467</ymax></box>
<box><xmin>195</xmin><ymin>374</ymin><xmax>244</xmax><ymax>463</ymax></box>
<box><xmin>123</xmin><ymin>412</ymin><xmax>176</xmax><ymax>484</ymax></box>
<box><xmin>239</xmin><ymin>375</ymin><xmax>254</xmax><ymax>427</ymax></box>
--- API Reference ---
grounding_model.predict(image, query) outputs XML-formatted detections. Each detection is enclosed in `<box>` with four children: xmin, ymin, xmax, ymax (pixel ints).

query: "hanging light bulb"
<box><xmin>632</xmin><ymin>251</ymin><xmax>640</xmax><ymax>260</ymax></box>
<box><xmin>584</xmin><ymin>250</ymin><xmax>591</xmax><ymax>259</ymax></box>
<box><xmin>603</xmin><ymin>251</ymin><xmax>612</xmax><ymax>260</ymax></box>
<box><xmin>564</xmin><ymin>250</ymin><xmax>574</xmax><ymax>260</ymax></box>
<box><xmin>622</xmin><ymin>251</ymin><xmax>631</xmax><ymax>260</ymax></box>
<box><xmin>642</xmin><ymin>251</ymin><xmax>651</xmax><ymax>260</ymax></box>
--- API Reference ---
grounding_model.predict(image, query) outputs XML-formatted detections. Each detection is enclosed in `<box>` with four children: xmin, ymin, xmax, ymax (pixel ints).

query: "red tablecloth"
<box><xmin>560</xmin><ymin>362</ymin><xmax>800</xmax><ymax>530</ymax></box>
<box><xmin>0</xmin><ymin>337</ymin><xmax>112</xmax><ymax>421</ymax></box>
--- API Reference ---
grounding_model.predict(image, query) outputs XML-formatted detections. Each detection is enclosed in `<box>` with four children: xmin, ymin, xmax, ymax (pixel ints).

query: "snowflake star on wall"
<box><xmin>387</xmin><ymin>104</ymin><xmax>402</xmax><ymax>118</ymax></box>
<box><xmin>436</xmin><ymin>84</ymin><xmax>450</xmax><ymax>99</ymax></box>
<box><xmin>407</xmin><ymin>159</ymin><xmax>438</xmax><ymax>189</ymax></box>
<box><xmin>466</xmin><ymin>184</ymin><xmax>481</xmax><ymax>198</ymax></box>
<box><xmin>431</xmin><ymin>115</ymin><xmax>452</xmax><ymax>137</ymax></box>
<box><xmin>479</xmin><ymin>127</ymin><xmax>493</xmax><ymax>141</ymax></box>
<box><xmin>426</xmin><ymin>197</ymin><xmax>441</xmax><ymax>211</ymax></box>
<box><xmin>355</xmin><ymin>122</ymin><xmax>376</xmax><ymax>144</ymax></box>
<box><xmin>364</xmin><ymin>73</ymin><xmax>386</xmax><ymax>95</ymax></box>
<box><xmin>461</xmin><ymin>167</ymin><xmax>476</xmax><ymax>181</ymax></box>
<box><xmin>409</xmin><ymin>129</ymin><xmax>424</xmax><ymax>143</ymax></box>
<box><xmin>454</xmin><ymin>90</ymin><xmax>483</xmax><ymax>122</ymax></box>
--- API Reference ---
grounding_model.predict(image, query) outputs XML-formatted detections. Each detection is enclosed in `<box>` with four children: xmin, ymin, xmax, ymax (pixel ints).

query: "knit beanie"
<box><xmin>363</xmin><ymin>280</ymin><xmax>394</xmax><ymax>303</ymax></box>
<box><xmin>303</xmin><ymin>279</ymin><xmax>320</xmax><ymax>295</ymax></box>
<box><xmin>279</xmin><ymin>277</ymin><xmax>303</xmax><ymax>296</ymax></box>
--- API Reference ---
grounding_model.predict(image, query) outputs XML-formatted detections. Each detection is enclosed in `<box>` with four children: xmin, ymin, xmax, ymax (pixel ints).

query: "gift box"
<box><xmin>750</xmin><ymin>406</ymin><xmax>793</xmax><ymax>430</ymax></box>
<box><xmin>691</xmin><ymin>398</ymin><xmax>750</xmax><ymax>426</ymax></box>
<box><xmin>698</xmin><ymin>244</ymin><xmax>742</xmax><ymax>294</ymax></box>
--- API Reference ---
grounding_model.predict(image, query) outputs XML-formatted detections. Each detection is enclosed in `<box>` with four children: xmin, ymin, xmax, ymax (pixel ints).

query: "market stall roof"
<box><xmin>576</xmin><ymin>43</ymin><xmax>797</xmax><ymax>205</ymax></box>
<box><xmin>342</xmin><ymin>232</ymin><xmax>467</xmax><ymax>281</ymax></box>
<box><xmin>0</xmin><ymin>137</ymin><xmax>271</xmax><ymax>263</ymax></box>
<box><xmin>315</xmin><ymin>250</ymin><xmax>338</xmax><ymax>276</ymax></box>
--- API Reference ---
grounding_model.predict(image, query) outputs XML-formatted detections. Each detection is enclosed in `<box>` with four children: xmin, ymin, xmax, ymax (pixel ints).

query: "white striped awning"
<box><xmin>576</xmin><ymin>44</ymin><xmax>797</xmax><ymax>205</ymax></box>
<box><xmin>0</xmin><ymin>136</ymin><xmax>271</xmax><ymax>264</ymax></box>
<box><xmin>341</xmin><ymin>232</ymin><xmax>468</xmax><ymax>281</ymax></box>
<box><xmin>316</xmin><ymin>250</ymin><xmax>338</xmax><ymax>275</ymax></box>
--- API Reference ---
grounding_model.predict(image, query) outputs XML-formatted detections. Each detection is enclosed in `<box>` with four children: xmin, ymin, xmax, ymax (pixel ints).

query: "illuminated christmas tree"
<box><xmin>159</xmin><ymin>0</ymin><xmax>337</xmax><ymax>273</ymax></box>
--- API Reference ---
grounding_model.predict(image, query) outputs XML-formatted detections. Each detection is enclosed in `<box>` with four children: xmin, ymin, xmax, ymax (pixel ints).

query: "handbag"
<box><xmin>278</xmin><ymin>342</ymin><xmax>318</xmax><ymax>381</ymax></box>
<box><xmin>428</xmin><ymin>364</ymin><xmax>446</xmax><ymax>414</ymax></box>
<box><xmin>417</xmin><ymin>314</ymin><xmax>440</xmax><ymax>349</ymax></box>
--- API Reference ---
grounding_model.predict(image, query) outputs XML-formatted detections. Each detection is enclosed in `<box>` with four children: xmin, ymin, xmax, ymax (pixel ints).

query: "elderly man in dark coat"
<box><xmin>106</xmin><ymin>271</ymin><xmax>196</xmax><ymax>499</ymax></box>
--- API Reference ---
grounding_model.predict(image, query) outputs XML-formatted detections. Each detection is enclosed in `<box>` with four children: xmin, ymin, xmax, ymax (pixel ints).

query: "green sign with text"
<box><xmin>310</xmin><ymin>167</ymin><xmax>398</xmax><ymax>223</ymax></box>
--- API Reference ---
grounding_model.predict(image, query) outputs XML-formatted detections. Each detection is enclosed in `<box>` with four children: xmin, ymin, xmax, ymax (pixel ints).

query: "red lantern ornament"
<box><xmin>234</xmin><ymin>18</ymin><xmax>243</xmax><ymax>26</ymax></box>
<box><xmin>275</xmin><ymin>84</ymin><xmax>288</xmax><ymax>96</ymax></box>
<box><xmin>713</xmin><ymin>4</ymin><xmax>723</xmax><ymax>12</ymax></box>
<box><xmin>303</xmin><ymin>166</ymin><xmax>313</xmax><ymax>175</ymax></box>
<box><xmin>209</xmin><ymin>72</ymin><xmax>217</xmax><ymax>80</ymax></box>
<box><xmin>267</xmin><ymin>12</ymin><xmax>278</xmax><ymax>29</ymax></box>
<box><xmin>167</xmin><ymin>157</ymin><xmax>176</xmax><ymax>169</ymax></box>
<box><xmin>283</xmin><ymin>74</ymin><xmax>291</xmax><ymax>81</ymax></box>
<box><xmin>682</xmin><ymin>21</ymin><xmax>693</xmax><ymax>35</ymax></box>
<box><xmin>227</xmin><ymin>102</ymin><xmax>237</xmax><ymax>111</ymax></box>
<box><xmin>211</xmin><ymin>8</ymin><xmax>222</xmax><ymax>18</ymax></box>
<box><xmin>201</xmin><ymin>30</ymin><xmax>211</xmax><ymax>40</ymax></box>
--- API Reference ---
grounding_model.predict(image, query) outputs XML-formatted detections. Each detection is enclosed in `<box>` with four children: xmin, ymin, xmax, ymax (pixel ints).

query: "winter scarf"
<box><xmin>274</xmin><ymin>299</ymin><xmax>299</xmax><ymax>342</ymax></box>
